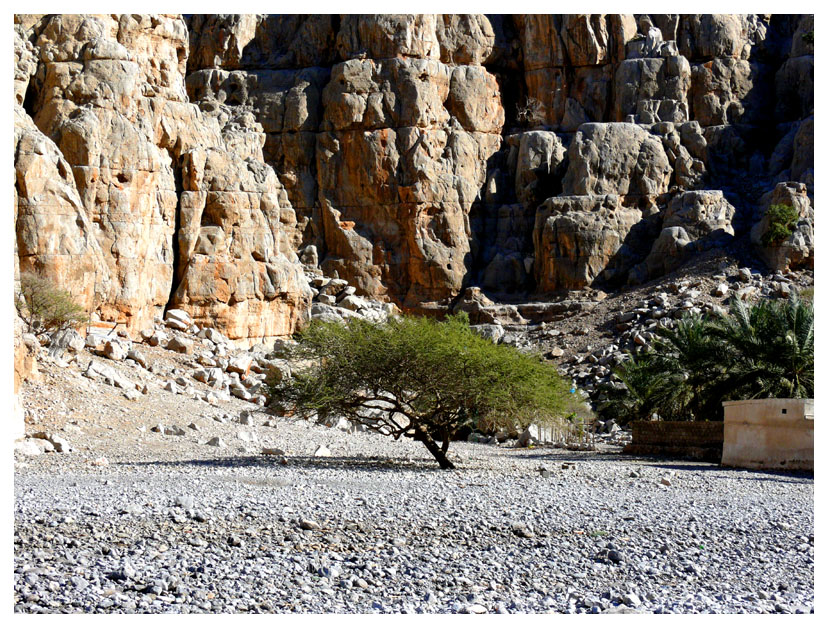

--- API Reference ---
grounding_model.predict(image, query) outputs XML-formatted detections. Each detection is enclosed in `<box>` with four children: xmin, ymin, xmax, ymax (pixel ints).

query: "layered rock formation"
<box><xmin>14</xmin><ymin>13</ymin><xmax>814</xmax><ymax>341</ymax></box>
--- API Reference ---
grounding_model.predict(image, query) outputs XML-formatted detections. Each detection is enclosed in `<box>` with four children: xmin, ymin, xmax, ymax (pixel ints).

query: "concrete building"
<box><xmin>721</xmin><ymin>399</ymin><xmax>814</xmax><ymax>471</ymax></box>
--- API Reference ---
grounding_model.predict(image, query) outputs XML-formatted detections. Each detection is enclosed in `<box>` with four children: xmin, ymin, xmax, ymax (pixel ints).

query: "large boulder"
<box><xmin>751</xmin><ymin>182</ymin><xmax>813</xmax><ymax>271</ymax></box>
<box><xmin>533</xmin><ymin>195</ymin><xmax>644</xmax><ymax>291</ymax></box>
<box><xmin>662</xmin><ymin>190</ymin><xmax>735</xmax><ymax>240</ymax></box>
<box><xmin>562</xmin><ymin>123</ymin><xmax>672</xmax><ymax>202</ymax></box>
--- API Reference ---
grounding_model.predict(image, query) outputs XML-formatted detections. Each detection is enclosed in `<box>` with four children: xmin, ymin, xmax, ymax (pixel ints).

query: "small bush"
<box><xmin>17</xmin><ymin>272</ymin><xmax>88</xmax><ymax>333</ymax></box>
<box><xmin>761</xmin><ymin>204</ymin><xmax>799</xmax><ymax>247</ymax></box>
<box><xmin>268</xmin><ymin>312</ymin><xmax>587</xmax><ymax>469</ymax></box>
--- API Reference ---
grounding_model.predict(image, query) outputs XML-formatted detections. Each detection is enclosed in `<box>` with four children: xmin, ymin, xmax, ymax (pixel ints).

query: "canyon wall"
<box><xmin>14</xmin><ymin>14</ymin><xmax>814</xmax><ymax>339</ymax></box>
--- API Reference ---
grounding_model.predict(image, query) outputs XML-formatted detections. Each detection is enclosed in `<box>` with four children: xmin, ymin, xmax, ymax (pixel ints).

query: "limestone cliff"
<box><xmin>14</xmin><ymin>14</ymin><xmax>814</xmax><ymax>340</ymax></box>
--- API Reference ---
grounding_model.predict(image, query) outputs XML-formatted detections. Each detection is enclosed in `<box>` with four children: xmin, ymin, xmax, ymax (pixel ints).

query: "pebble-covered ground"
<box><xmin>14</xmin><ymin>414</ymin><xmax>814</xmax><ymax>614</ymax></box>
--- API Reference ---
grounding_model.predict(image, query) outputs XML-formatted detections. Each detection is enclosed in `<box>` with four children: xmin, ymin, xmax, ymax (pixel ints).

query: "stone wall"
<box><xmin>623</xmin><ymin>420</ymin><xmax>724</xmax><ymax>462</ymax></box>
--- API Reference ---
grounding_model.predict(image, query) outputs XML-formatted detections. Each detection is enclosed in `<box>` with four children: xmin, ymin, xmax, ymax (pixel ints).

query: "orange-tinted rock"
<box><xmin>533</xmin><ymin>195</ymin><xmax>643</xmax><ymax>291</ymax></box>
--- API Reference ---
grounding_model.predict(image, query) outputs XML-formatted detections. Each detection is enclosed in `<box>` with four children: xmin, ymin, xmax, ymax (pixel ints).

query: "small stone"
<box><xmin>314</xmin><ymin>445</ymin><xmax>331</xmax><ymax>457</ymax></box>
<box><xmin>228</xmin><ymin>535</ymin><xmax>243</xmax><ymax>547</ymax></box>
<box><xmin>299</xmin><ymin>519</ymin><xmax>321</xmax><ymax>531</ymax></box>
<box><xmin>206</xmin><ymin>437</ymin><xmax>225</xmax><ymax>448</ymax></box>
<box><xmin>127</xmin><ymin>349</ymin><xmax>148</xmax><ymax>368</ymax></box>
<box><xmin>48</xmin><ymin>435</ymin><xmax>72</xmax><ymax>453</ymax></box>
<box><xmin>165</xmin><ymin>308</ymin><xmax>193</xmax><ymax>330</ymax></box>
<box><xmin>174</xmin><ymin>495</ymin><xmax>195</xmax><ymax>510</ymax></box>
<box><xmin>103</xmin><ymin>340</ymin><xmax>127</xmax><ymax>361</ymax></box>
<box><xmin>622</xmin><ymin>593</ymin><xmax>641</xmax><ymax>607</ymax></box>
<box><xmin>166</xmin><ymin>336</ymin><xmax>194</xmax><ymax>355</ymax></box>
<box><xmin>607</xmin><ymin>549</ymin><xmax>625</xmax><ymax>563</ymax></box>
<box><xmin>227</xmin><ymin>354</ymin><xmax>253</xmax><ymax>376</ymax></box>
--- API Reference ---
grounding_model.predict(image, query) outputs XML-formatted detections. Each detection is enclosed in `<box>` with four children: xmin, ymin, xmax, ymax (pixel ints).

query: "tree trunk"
<box><xmin>440</xmin><ymin>427</ymin><xmax>451</xmax><ymax>454</ymax></box>
<box><xmin>416</xmin><ymin>427</ymin><xmax>455</xmax><ymax>470</ymax></box>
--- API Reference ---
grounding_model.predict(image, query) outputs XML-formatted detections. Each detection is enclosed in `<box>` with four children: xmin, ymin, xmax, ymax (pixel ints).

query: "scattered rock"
<box><xmin>166</xmin><ymin>337</ymin><xmax>194</xmax><ymax>355</ymax></box>
<box><xmin>314</xmin><ymin>445</ymin><xmax>332</xmax><ymax>457</ymax></box>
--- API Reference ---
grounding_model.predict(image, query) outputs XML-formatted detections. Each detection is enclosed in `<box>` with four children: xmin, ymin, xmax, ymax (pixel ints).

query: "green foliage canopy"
<box><xmin>268</xmin><ymin>313</ymin><xmax>583</xmax><ymax>468</ymax></box>
<box><xmin>17</xmin><ymin>272</ymin><xmax>88</xmax><ymax>333</ymax></box>
<box><xmin>761</xmin><ymin>204</ymin><xmax>800</xmax><ymax>247</ymax></box>
<box><xmin>604</xmin><ymin>295</ymin><xmax>813</xmax><ymax>423</ymax></box>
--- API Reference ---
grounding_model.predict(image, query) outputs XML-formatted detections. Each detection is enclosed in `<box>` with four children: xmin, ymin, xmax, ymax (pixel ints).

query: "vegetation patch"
<box><xmin>268</xmin><ymin>312</ymin><xmax>587</xmax><ymax>469</ymax></box>
<box><xmin>761</xmin><ymin>203</ymin><xmax>800</xmax><ymax>247</ymax></box>
<box><xmin>601</xmin><ymin>295</ymin><xmax>813</xmax><ymax>423</ymax></box>
<box><xmin>17</xmin><ymin>272</ymin><xmax>88</xmax><ymax>334</ymax></box>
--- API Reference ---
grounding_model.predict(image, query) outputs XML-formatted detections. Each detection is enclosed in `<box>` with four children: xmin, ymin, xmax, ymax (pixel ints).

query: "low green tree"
<box><xmin>267</xmin><ymin>313</ymin><xmax>585</xmax><ymax>469</ymax></box>
<box><xmin>17</xmin><ymin>272</ymin><xmax>88</xmax><ymax>334</ymax></box>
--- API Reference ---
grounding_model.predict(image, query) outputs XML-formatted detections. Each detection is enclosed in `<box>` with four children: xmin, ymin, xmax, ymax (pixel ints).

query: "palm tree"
<box><xmin>608</xmin><ymin>295</ymin><xmax>813</xmax><ymax>423</ymax></box>
<box><xmin>713</xmin><ymin>295</ymin><xmax>814</xmax><ymax>400</ymax></box>
<box><xmin>612</xmin><ymin>314</ymin><xmax>729</xmax><ymax>421</ymax></box>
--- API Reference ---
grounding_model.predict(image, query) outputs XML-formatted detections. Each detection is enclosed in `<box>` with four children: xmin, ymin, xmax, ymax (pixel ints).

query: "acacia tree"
<box><xmin>17</xmin><ymin>272</ymin><xmax>88</xmax><ymax>334</ymax></box>
<box><xmin>267</xmin><ymin>313</ymin><xmax>584</xmax><ymax>469</ymax></box>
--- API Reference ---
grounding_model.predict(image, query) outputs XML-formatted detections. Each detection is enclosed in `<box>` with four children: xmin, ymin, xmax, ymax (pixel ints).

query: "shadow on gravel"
<box><xmin>648</xmin><ymin>462</ymin><xmax>813</xmax><ymax>482</ymax></box>
<box><xmin>504</xmin><ymin>450</ymin><xmax>814</xmax><ymax>482</ymax></box>
<box><xmin>119</xmin><ymin>454</ymin><xmax>447</xmax><ymax>474</ymax></box>
<box><xmin>503</xmin><ymin>450</ymin><xmax>634</xmax><ymax>463</ymax></box>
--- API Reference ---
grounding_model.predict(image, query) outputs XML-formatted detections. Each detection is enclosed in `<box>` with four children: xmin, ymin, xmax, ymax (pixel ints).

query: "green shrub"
<box><xmin>761</xmin><ymin>204</ymin><xmax>799</xmax><ymax>247</ymax></box>
<box><xmin>604</xmin><ymin>295</ymin><xmax>813</xmax><ymax>423</ymax></box>
<box><xmin>267</xmin><ymin>312</ymin><xmax>586</xmax><ymax>469</ymax></box>
<box><xmin>17</xmin><ymin>272</ymin><xmax>88</xmax><ymax>333</ymax></box>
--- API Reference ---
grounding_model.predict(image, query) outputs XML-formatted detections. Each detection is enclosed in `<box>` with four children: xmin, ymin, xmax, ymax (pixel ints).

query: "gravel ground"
<box><xmin>14</xmin><ymin>414</ymin><xmax>814</xmax><ymax>614</ymax></box>
<box><xmin>14</xmin><ymin>285</ymin><xmax>814</xmax><ymax>614</ymax></box>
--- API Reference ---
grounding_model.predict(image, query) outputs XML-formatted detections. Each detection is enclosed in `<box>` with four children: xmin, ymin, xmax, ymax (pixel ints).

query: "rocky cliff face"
<box><xmin>14</xmin><ymin>14</ymin><xmax>814</xmax><ymax>341</ymax></box>
<box><xmin>14</xmin><ymin>14</ymin><xmax>310</xmax><ymax>345</ymax></box>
